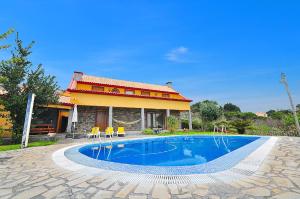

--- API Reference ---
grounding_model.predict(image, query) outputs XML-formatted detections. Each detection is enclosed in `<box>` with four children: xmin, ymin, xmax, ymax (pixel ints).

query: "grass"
<box><xmin>0</xmin><ymin>140</ymin><xmax>57</xmax><ymax>152</ymax></box>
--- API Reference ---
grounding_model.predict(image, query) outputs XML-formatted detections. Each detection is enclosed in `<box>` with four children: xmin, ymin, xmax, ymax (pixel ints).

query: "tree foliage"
<box><xmin>192</xmin><ymin>100</ymin><xmax>222</xmax><ymax>122</ymax></box>
<box><xmin>230</xmin><ymin>119</ymin><xmax>252</xmax><ymax>134</ymax></box>
<box><xmin>0</xmin><ymin>32</ymin><xmax>59</xmax><ymax>143</ymax></box>
<box><xmin>0</xmin><ymin>29</ymin><xmax>14</xmax><ymax>50</ymax></box>
<box><xmin>223</xmin><ymin>103</ymin><xmax>241</xmax><ymax>112</ymax></box>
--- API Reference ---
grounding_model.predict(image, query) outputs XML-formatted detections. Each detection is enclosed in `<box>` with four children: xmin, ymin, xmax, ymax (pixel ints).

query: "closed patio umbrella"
<box><xmin>72</xmin><ymin>104</ymin><xmax>78</xmax><ymax>138</ymax></box>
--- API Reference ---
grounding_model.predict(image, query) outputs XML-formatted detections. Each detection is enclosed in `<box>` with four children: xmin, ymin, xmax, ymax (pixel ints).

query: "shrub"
<box><xmin>167</xmin><ymin>116</ymin><xmax>179</xmax><ymax>133</ymax></box>
<box><xmin>181</xmin><ymin>118</ymin><xmax>202</xmax><ymax>130</ymax></box>
<box><xmin>230</xmin><ymin>119</ymin><xmax>252</xmax><ymax>134</ymax></box>
<box><xmin>143</xmin><ymin>128</ymin><xmax>154</xmax><ymax>135</ymax></box>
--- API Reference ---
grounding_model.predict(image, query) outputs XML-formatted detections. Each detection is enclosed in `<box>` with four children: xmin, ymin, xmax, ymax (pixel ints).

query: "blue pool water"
<box><xmin>79</xmin><ymin>136</ymin><xmax>260</xmax><ymax>167</ymax></box>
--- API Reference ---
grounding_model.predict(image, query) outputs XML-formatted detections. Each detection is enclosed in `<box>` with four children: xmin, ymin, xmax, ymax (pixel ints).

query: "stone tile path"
<box><xmin>0</xmin><ymin>136</ymin><xmax>300</xmax><ymax>198</ymax></box>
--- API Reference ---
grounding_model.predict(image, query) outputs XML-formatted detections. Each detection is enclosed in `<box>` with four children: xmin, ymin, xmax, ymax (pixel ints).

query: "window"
<box><xmin>162</xmin><ymin>93</ymin><xmax>170</xmax><ymax>98</ymax></box>
<box><xmin>111</xmin><ymin>88</ymin><xmax>120</xmax><ymax>93</ymax></box>
<box><xmin>125</xmin><ymin>90</ymin><xmax>135</xmax><ymax>95</ymax></box>
<box><xmin>92</xmin><ymin>85</ymin><xmax>104</xmax><ymax>92</ymax></box>
<box><xmin>141</xmin><ymin>91</ymin><xmax>150</xmax><ymax>96</ymax></box>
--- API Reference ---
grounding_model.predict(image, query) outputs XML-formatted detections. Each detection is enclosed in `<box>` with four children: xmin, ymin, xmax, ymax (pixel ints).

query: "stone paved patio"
<box><xmin>0</xmin><ymin>136</ymin><xmax>300</xmax><ymax>199</ymax></box>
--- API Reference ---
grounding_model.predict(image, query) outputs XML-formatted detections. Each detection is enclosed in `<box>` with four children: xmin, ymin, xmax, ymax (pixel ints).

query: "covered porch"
<box><xmin>69</xmin><ymin>105</ymin><xmax>192</xmax><ymax>133</ymax></box>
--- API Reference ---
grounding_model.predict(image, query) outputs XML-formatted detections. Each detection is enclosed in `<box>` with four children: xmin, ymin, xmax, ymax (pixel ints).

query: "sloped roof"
<box><xmin>79</xmin><ymin>74</ymin><xmax>178</xmax><ymax>93</ymax></box>
<box><xmin>58</xmin><ymin>95</ymin><xmax>71</xmax><ymax>104</ymax></box>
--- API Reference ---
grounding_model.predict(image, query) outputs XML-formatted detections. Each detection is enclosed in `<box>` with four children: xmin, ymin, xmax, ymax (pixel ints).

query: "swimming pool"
<box><xmin>62</xmin><ymin>135</ymin><xmax>272</xmax><ymax>175</ymax></box>
<box><xmin>79</xmin><ymin>136</ymin><xmax>259</xmax><ymax>166</ymax></box>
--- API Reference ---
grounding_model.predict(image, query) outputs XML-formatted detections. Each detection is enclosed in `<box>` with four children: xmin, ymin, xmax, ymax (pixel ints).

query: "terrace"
<box><xmin>0</xmin><ymin>135</ymin><xmax>299</xmax><ymax>198</ymax></box>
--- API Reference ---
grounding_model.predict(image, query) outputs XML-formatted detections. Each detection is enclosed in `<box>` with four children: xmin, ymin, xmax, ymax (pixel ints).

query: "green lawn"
<box><xmin>0</xmin><ymin>141</ymin><xmax>57</xmax><ymax>152</ymax></box>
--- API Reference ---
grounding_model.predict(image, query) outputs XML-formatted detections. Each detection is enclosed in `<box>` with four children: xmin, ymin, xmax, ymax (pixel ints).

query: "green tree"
<box><xmin>223</xmin><ymin>103</ymin><xmax>241</xmax><ymax>112</ymax></box>
<box><xmin>0</xmin><ymin>29</ymin><xmax>14</xmax><ymax>50</ymax></box>
<box><xmin>0</xmin><ymin>32</ymin><xmax>59</xmax><ymax>143</ymax></box>
<box><xmin>266</xmin><ymin>110</ymin><xmax>276</xmax><ymax>116</ymax></box>
<box><xmin>230</xmin><ymin>119</ymin><xmax>252</xmax><ymax>134</ymax></box>
<box><xmin>192</xmin><ymin>100</ymin><xmax>222</xmax><ymax>122</ymax></box>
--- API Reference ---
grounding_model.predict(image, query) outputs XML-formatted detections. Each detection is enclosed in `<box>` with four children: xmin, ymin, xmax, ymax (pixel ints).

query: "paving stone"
<box><xmin>42</xmin><ymin>185</ymin><xmax>67</xmax><ymax>199</ymax></box>
<box><xmin>85</xmin><ymin>187</ymin><xmax>97</xmax><ymax>194</ymax></box>
<box><xmin>76</xmin><ymin>182</ymin><xmax>90</xmax><ymax>188</ymax></box>
<box><xmin>46</xmin><ymin>179</ymin><xmax>65</xmax><ymax>186</ymax></box>
<box><xmin>273</xmin><ymin>191</ymin><xmax>300</xmax><ymax>199</ymax></box>
<box><xmin>168</xmin><ymin>184</ymin><xmax>179</xmax><ymax>195</ymax></box>
<box><xmin>177</xmin><ymin>193</ymin><xmax>193</xmax><ymax>198</ymax></box>
<box><xmin>0</xmin><ymin>188</ymin><xmax>12</xmax><ymax>197</ymax></box>
<box><xmin>207</xmin><ymin>195</ymin><xmax>220</xmax><ymax>199</ymax></box>
<box><xmin>129</xmin><ymin>195</ymin><xmax>148</xmax><ymax>199</ymax></box>
<box><xmin>23</xmin><ymin>175</ymin><xmax>49</xmax><ymax>186</ymax></box>
<box><xmin>115</xmin><ymin>183</ymin><xmax>138</xmax><ymax>198</ymax></box>
<box><xmin>91</xmin><ymin>190</ymin><xmax>113</xmax><ymax>199</ymax></box>
<box><xmin>0</xmin><ymin>176</ymin><xmax>30</xmax><ymax>188</ymax></box>
<box><xmin>96</xmin><ymin>179</ymin><xmax>115</xmax><ymax>189</ymax></box>
<box><xmin>273</xmin><ymin>177</ymin><xmax>295</xmax><ymax>188</ymax></box>
<box><xmin>67</xmin><ymin>176</ymin><xmax>91</xmax><ymax>186</ymax></box>
<box><xmin>289</xmin><ymin>176</ymin><xmax>300</xmax><ymax>187</ymax></box>
<box><xmin>272</xmin><ymin>188</ymin><xmax>282</xmax><ymax>195</ymax></box>
<box><xmin>109</xmin><ymin>182</ymin><xmax>121</xmax><ymax>191</ymax></box>
<box><xmin>1</xmin><ymin>136</ymin><xmax>300</xmax><ymax>199</ymax></box>
<box><xmin>12</xmin><ymin>185</ymin><xmax>48</xmax><ymax>199</ymax></box>
<box><xmin>193</xmin><ymin>188</ymin><xmax>209</xmax><ymax>197</ymax></box>
<box><xmin>32</xmin><ymin>178</ymin><xmax>58</xmax><ymax>186</ymax></box>
<box><xmin>242</xmin><ymin>187</ymin><xmax>271</xmax><ymax>197</ymax></box>
<box><xmin>152</xmin><ymin>184</ymin><xmax>170</xmax><ymax>199</ymax></box>
<box><xmin>134</xmin><ymin>183</ymin><xmax>153</xmax><ymax>194</ymax></box>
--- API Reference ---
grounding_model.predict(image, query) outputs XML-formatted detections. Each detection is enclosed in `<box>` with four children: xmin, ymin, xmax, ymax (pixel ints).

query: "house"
<box><xmin>0</xmin><ymin>71</ymin><xmax>192</xmax><ymax>137</ymax></box>
<box><xmin>65</xmin><ymin>71</ymin><xmax>192</xmax><ymax>133</ymax></box>
<box><xmin>255</xmin><ymin>112</ymin><xmax>268</xmax><ymax>118</ymax></box>
<box><xmin>0</xmin><ymin>86</ymin><xmax>73</xmax><ymax>137</ymax></box>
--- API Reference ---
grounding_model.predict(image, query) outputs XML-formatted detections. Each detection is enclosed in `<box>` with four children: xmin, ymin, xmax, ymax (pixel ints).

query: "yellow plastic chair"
<box><xmin>117</xmin><ymin>127</ymin><xmax>125</xmax><ymax>137</ymax></box>
<box><xmin>105</xmin><ymin>127</ymin><xmax>114</xmax><ymax>137</ymax></box>
<box><xmin>87</xmin><ymin>127</ymin><xmax>100</xmax><ymax>138</ymax></box>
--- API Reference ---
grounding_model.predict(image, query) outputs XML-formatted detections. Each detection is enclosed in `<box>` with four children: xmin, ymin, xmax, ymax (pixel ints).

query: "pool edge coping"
<box><xmin>52</xmin><ymin>135</ymin><xmax>278</xmax><ymax>184</ymax></box>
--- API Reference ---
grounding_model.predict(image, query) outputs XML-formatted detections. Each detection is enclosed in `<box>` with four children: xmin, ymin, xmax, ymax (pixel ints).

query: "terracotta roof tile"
<box><xmin>58</xmin><ymin>95</ymin><xmax>71</xmax><ymax>104</ymax></box>
<box><xmin>80</xmin><ymin>74</ymin><xmax>177</xmax><ymax>93</ymax></box>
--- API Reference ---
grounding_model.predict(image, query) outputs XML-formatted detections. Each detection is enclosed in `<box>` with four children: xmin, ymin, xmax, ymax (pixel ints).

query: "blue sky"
<box><xmin>1</xmin><ymin>0</ymin><xmax>300</xmax><ymax>112</ymax></box>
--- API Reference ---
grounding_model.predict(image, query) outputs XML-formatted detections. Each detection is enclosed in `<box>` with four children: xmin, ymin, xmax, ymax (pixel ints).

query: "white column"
<box><xmin>66</xmin><ymin>109</ymin><xmax>73</xmax><ymax>133</ymax></box>
<box><xmin>141</xmin><ymin>108</ymin><xmax>145</xmax><ymax>131</ymax></box>
<box><xmin>188</xmin><ymin>109</ymin><xmax>192</xmax><ymax>130</ymax></box>
<box><xmin>166</xmin><ymin>109</ymin><xmax>170</xmax><ymax>117</ymax></box>
<box><xmin>109</xmin><ymin>106</ymin><xmax>113</xmax><ymax>127</ymax></box>
<box><xmin>21</xmin><ymin>93</ymin><xmax>35</xmax><ymax>148</ymax></box>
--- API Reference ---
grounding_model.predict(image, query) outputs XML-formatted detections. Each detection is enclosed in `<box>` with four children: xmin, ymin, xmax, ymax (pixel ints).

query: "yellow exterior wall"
<box><xmin>0</xmin><ymin>105</ymin><xmax>12</xmax><ymax>138</ymax></box>
<box><xmin>71</xmin><ymin>92</ymin><xmax>190</xmax><ymax>111</ymax></box>
<box><xmin>76</xmin><ymin>83</ymin><xmax>186</xmax><ymax>100</ymax></box>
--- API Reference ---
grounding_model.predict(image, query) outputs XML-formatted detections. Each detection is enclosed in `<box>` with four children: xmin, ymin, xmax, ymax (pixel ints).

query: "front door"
<box><xmin>95</xmin><ymin>110</ymin><xmax>108</xmax><ymax>131</ymax></box>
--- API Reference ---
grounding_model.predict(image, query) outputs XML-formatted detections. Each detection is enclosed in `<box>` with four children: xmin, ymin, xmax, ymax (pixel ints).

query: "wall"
<box><xmin>71</xmin><ymin>92</ymin><xmax>190</xmax><ymax>110</ymax></box>
<box><xmin>0</xmin><ymin>105</ymin><xmax>12</xmax><ymax>138</ymax></box>
<box><xmin>75</xmin><ymin>106</ymin><xmax>98</xmax><ymax>133</ymax></box>
<box><xmin>76</xmin><ymin>83</ymin><xmax>183</xmax><ymax>99</ymax></box>
<box><xmin>113</xmin><ymin>108</ymin><xmax>141</xmax><ymax>131</ymax></box>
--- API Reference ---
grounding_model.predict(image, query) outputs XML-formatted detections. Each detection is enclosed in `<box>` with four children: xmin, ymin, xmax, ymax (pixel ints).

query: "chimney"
<box><xmin>73</xmin><ymin>71</ymin><xmax>83</xmax><ymax>81</ymax></box>
<box><xmin>166</xmin><ymin>81</ymin><xmax>173</xmax><ymax>88</ymax></box>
